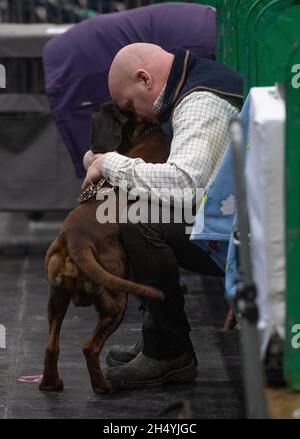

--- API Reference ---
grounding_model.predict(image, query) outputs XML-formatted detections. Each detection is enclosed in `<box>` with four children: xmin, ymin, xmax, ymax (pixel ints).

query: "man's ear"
<box><xmin>136</xmin><ymin>70</ymin><xmax>152</xmax><ymax>88</ymax></box>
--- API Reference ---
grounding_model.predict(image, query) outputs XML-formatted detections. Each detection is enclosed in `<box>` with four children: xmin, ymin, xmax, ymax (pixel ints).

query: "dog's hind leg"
<box><xmin>39</xmin><ymin>286</ymin><xmax>71</xmax><ymax>392</ymax></box>
<box><xmin>83</xmin><ymin>292</ymin><xmax>127</xmax><ymax>394</ymax></box>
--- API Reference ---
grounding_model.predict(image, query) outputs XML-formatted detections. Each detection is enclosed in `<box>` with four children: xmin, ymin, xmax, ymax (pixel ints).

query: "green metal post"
<box><xmin>285</xmin><ymin>42</ymin><xmax>300</xmax><ymax>390</ymax></box>
<box><xmin>216</xmin><ymin>0</ymin><xmax>240</xmax><ymax>69</ymax></box>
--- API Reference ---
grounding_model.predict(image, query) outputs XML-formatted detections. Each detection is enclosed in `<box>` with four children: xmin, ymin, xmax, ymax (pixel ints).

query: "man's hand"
<box><xmin>82</xmin><ymin>154</ymin><xmax>106</xmax><ymax>190</ymax></box>
<box><xmin>83</xmin><ymin>150</ymin><xmax>97</xmax><ymax>171</ymax></box>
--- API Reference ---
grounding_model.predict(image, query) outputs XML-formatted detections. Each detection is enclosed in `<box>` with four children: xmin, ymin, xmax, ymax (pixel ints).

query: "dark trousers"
<box><xmin>120</xmin><ymin>215</ymin><xmax>224</xmax><ymax>360</ymax></box>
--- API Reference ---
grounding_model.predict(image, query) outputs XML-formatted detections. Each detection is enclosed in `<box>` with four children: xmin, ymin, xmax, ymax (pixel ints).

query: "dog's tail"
<box><xmin>68</xmin><ymin>244</ymin><xmax>164</xmax><ymax>301</ymax></box>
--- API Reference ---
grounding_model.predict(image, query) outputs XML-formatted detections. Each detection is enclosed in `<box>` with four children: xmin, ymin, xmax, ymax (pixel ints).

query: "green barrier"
<box><xmin>216</xmin><ymin>0</ymin><xmax>275</xmax><ymax>74</ymax></box>
<box><xmin>244</xmin><ymin>2</ymin><xmax>300</xmax><ymax>95</ymax></box>
<box><xmin>285</xmin><ymin>41</ymin><xmax>300</xmax><ymax>391</ymax></box>
<box><xmin>244</xmin><ymin>0</ymin><xmax>295</xmax><ymax>95</ymax></box>
<box><xmin>235</xmin><ymin>0</ymin><xmax>257</xmax><ymax>75</ymax></box>
<box><xmin>216</xmin><ymin>0</ymin><xmax>240</xmax><ymax>69</ymax></box>
<box><xmin>256</xmin><ymin>3</ymin><xmax>300</xmax><ymax>84</ymax></box>
<box><xmin>235</xmin><ymin>1</ymin><xmax>289</xmax><ymax>76</ymax></box>
<box><xmin>216</xmin><ymin>1</ymin><xmax>298</xmax><ymax>83</ymax></box>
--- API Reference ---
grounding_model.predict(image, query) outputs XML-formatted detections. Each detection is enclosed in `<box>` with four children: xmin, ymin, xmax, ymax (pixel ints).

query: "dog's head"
<box><xmin>90</xmin><ymin>101</ymin><xmax>134</xmax><ymax>154</ymax></box>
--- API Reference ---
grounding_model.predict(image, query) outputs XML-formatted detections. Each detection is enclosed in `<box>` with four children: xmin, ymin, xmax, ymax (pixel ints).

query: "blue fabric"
<box><xmin>190</xmin><ymin>95</ymin><xmax>251</xmax><ymax>298</ymax></box>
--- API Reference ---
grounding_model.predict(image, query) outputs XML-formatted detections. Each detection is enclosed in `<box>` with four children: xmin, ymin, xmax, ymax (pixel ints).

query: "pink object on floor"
<box><xmin>18</xmin><ymin>375</ymin><xmax>43</xmax><ymax>383</ymax></box>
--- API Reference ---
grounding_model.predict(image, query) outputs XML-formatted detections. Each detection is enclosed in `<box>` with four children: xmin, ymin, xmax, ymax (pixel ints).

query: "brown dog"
<box><xmin>39</xmin><ymin>102</ymin><xmax>170</xmax><ymax>394</ymax></box>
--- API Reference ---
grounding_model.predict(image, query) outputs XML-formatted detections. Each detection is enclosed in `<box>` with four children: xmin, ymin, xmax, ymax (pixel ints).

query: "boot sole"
<box><xmin>110</xmin><ymin>362</ymin><xmax>197</xmax><ymax>390</ymax></box>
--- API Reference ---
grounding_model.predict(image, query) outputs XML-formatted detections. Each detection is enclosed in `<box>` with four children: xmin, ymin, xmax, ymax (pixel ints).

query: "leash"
<box><xmin>78</xmin><ymin>177</ymin><xmax>108</xmax><ymax>204</ymax></box>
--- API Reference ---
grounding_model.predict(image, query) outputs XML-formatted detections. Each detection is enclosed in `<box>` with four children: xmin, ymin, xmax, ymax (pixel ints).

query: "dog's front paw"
<box><xmin>93</xmin><ymin>379</ymin><xmax>115</xmax><ymax>394</ymax></box>
<box><xmin>39</xmin><ymin>377</ymin><xmax>64</xmax><ymax>392</ymax></box>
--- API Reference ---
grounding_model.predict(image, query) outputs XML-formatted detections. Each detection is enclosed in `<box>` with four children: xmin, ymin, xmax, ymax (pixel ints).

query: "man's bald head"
<box><xmin>108</xmin><ymin>43</ymin><xmax>174</xmax><ymax>121</ymax></box>
<box><xmin>109</xmin><ymin>43</ymin><xmax>170</xmax><ymax>90</ymax></box>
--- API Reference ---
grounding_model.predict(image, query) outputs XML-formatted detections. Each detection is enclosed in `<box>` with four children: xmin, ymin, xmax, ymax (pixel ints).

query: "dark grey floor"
<box><xmin>0</xmin><ymin>212</ymin><xmax>245</xmax><ymax>419</ymax></box>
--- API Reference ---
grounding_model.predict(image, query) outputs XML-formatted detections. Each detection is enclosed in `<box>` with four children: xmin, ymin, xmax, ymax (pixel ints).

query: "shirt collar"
<box><xmin>152</xmin><ymin>85</ymin><xmax>166</xmax><ymax>114</ymax></box>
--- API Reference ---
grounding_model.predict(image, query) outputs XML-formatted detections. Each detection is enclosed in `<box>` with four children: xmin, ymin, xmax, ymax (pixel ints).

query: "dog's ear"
<box><xmin>90</xmin><ymin>111</ymin><xmax>123</xmax><ymax>153</ymax></box>
<box><xmin>112</xmin><ymin>105</ymin><xmax>130</xmax><ymax>126</ymax></box>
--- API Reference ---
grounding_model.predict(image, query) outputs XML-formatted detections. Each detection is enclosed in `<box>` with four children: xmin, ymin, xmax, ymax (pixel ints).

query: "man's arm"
<box><xmin>100</xmin><ymin>92</ymin><xmax>239</xmax><ymax>193</ymax></box>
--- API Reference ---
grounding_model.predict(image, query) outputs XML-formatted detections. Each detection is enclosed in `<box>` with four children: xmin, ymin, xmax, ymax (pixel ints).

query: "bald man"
<box><xmin>83</xmin><ymin>43</ymin><xmax>243</xmax><ymax>390</ymax></box>
<box><xmin>44</xmin><ymin>2</ymin><xmax>216</xmax><ymax>177</ymax></box>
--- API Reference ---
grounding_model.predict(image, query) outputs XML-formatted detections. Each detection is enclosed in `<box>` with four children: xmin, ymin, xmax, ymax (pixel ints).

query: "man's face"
<box><xmin>117</xmin><ymin>82</ymin><xmax>157</xmax><ymax>122</ymax></box>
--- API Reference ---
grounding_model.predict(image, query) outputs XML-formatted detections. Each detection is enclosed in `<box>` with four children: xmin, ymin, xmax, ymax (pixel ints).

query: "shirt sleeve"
<box><xmin>101</xmin><ymin>92</ymin><xmax>238</xmax><ymax>195</ymax></box>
